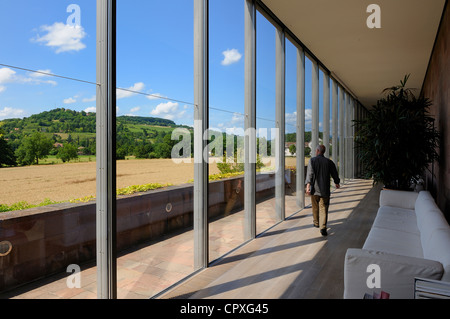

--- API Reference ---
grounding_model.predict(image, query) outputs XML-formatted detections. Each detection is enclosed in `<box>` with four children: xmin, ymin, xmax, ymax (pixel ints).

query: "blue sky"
<box><xmin>0</xmin><ymin>0</ymin><xmax>322</xmax><ymax>134</ymax></box>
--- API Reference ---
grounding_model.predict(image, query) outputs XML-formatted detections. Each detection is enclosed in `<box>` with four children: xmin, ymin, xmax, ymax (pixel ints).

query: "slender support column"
<box><xmin>323</xmin><ymin>72</ymin><xmax>330</xmax><ymax>158</ymax></box>
<box><xmin>348</xmin><ymin>96</ymin><xmax>353</xmax><ymax>179</ymax></box>
<box><xmin>275</xmin><ymin>27</ymin><xmax>285</xmax><ymax>222</ymax></box>
<box><xmin>311</xmin><ymin>60</ymin><xmax>319</xmax><ymax>152</ymax></box>
<box><xmin>244</xmin><ymin>0</ymin><xmax>256</xmax><ymax>240</ymax></box>
<box><xmin>96</xmin><ymin>0</ymin><xmax>117</xmax><ymax>299</ymax></box>
<box><xmin>351</xmin><ymin>98</ymin><xmax>355</xmax><ymax>179</ymax></box>
<box><xmin>296</xmin><ymin>47</ymin><xmax>306</xmax><ymax>209</ymax></box>
<box><xmin>339</xmin><ymin>87</ymin><xmax>345</xmax><ymax>183</ymax></box>
<box><xmin>193</xmin><ymin>0</ymin><xmax>209</xmax><ymax>270</ymax></box>
<box><xmin>331</xmin><ymin>79</ymin><xmax>338</xmax><ymax>164</ymax></box>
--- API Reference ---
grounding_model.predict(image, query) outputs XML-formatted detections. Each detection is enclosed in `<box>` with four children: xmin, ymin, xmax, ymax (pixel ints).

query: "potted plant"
<box><xmin>355</xmin><ymin>75</ymin><xmax>440</xmax><ymax>191</ymax></box>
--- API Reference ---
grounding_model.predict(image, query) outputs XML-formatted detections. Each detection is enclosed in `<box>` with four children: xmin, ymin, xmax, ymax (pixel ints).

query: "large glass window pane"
<box><xmin>284</xmin><ymin>39</ymin><xmax>298</xmax><ymax>217</ymax></box>
<box><xmin>0</xmin><ymin>0</ymin><xmax>97</xmax><ymax>298</ymax></box>
<box><xmin>256</xmin><ymin>12</ymin><xmax>277</xmax><ymax>235</ymax></box>
<box><xmin>304</xmin><ymin>56</ymin><xmax>313</xmax><ymax>168</ymax></box>
<box><xmin>208</xmin><ymin>0</ymin><xmax>246</xmax><ymax>263</ymax></box>
<box><xmin>115</xmin><ymin>0</ymin><xmax>194</xmax><ymax>299</ymax></box>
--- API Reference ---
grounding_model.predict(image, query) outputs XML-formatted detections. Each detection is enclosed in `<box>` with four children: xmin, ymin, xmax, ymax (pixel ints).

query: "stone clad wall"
<box><xmin>422</xmin><ymin>3</ymin><xmax>450</xmax><ymax>221</ymax></box>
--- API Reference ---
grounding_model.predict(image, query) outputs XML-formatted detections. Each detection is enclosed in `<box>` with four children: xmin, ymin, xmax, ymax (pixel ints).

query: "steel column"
<box><xmin>339</xmin><ymin>87</ymin><xmax>345</xmax><ymax>183</ymax></box>
<box><xmin>311</xmin><ymin>60</ymin><xmax>319</xmax><ymax>153</ymax></box>
<box><xmin>244</xmin><ymin>0</ymin><xmax>256</xmax><ymax>240</ymax></box>
<box><xmin>96</xmin><ymin>0</ymin><xmax>117</xmax><ymax>299</ymax></box>
<box><xmin>331</xmin><ymin>79</ymin><xmax>338</xmax><ymax>164</ymax></box>
<box><xmin>193</xmin><ymin>0</ymin><xmax>209</xmax><ymax>270</ymax></box>
<box><xmin>296</xmin><ymin>47</ymin><xmax>305</xmax><ymax>209</ymax></box>
<box><xmin>323</xmin><ymin>72</ymin><xmax>330</xmax><ymax>158</ymax></box>
<box><xmin>275</xmin><ymin>27</ymin><xmax>285</xmax><ymax>222</ymax></box>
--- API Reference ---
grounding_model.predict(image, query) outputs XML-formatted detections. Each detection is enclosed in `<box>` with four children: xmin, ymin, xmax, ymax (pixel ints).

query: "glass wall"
<box><xmin>304</xmin><ymin>56</ymin><xmax>313</xmax><ymax>163</ymax></box>
<box><xmin>0</xmin><ymin>0</ymin><xmax>97</xmax><ymax>298</ymax></box>
<box><xmin>255</xmin><ymin>11</ymin><xmax>278</xmax><ymax>234</ymax></box>
<box><xmin>0</xmin><ymin>0</ymin><xmax>357</xmax><ymax>300</ymax></box>
<box><xmin>284</xmin><ymin>38</ymin><xmax>298</xmax><ymax>217</ymax></box>
<box><xmin>115</xmin><ymin>0</ymin><xmax>195</xmax><ymax>299</ymax></box>
<box><xmin>208</xmin><ymin>0</ymin><xmax>246</xmax><ymax>262</ymax></box>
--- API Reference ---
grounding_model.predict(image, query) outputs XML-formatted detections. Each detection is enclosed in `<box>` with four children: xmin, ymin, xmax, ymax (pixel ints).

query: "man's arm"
<box><xmin>330</xmin><ymin>160</ymin><xmax>341</xmax><ymax>189</ymax></box>
<box><xmin>305</xmin><ymin>160</ymin><xmax>314</xmax><ymax>195</ymax></box>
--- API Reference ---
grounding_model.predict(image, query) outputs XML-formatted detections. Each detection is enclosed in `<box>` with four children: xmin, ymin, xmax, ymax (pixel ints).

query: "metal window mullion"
<box><xmin>296</xmin><ymin>47</ymin><xmax>305</xmax><ymax>209</ymax></box>
<box><xmin>345</xmin><ymin>93</ymin><xmax>350</xmax><ymax>180</ymax></box>
<box><xmin>275</xmin><ymin>27</ymin><xmax>285</xmax><ymax>222</ymax></box>
<box><xmin>96</xmin><ymin>0</ymin><xmax>117</xmax><ymax>300</ymax></box>
<box><xmin>351</xmin><ymin>98</ymin><xmax>355</xmax><ymax>179</ymax></box>
<box><xmin>311</xmin><ymin>60</ymin><xmax>319</xmax><ymax>152</ymax></box>
<box><xmin>193</xmin><ymin>0</ymin><xmax>209</xmax><ymax>270</ymax></box>
<box><xmin>323</xmin><ymin>72</ymin><xmax>330</xmax><ymax>158</ymax></box>
<box><xmin>339</xmin><ymin>87</ymin><xmax>345</xmax><ymax>183</ymax></box>
<box><xmin>244</xmin><ymin>0</ymin><xmax>256</xmax><ymax>240</ymax></box>
<box><xmin>331</xmin><ymin>79</ymin><xmax>338</xmax><ymax>164</ymax></box>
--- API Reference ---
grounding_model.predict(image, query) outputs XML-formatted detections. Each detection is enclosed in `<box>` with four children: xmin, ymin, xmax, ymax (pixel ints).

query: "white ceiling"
<box><xmin>261</xmin><ymin>0</ymin><xmax>446</xmax><ymax>108</ymax></box>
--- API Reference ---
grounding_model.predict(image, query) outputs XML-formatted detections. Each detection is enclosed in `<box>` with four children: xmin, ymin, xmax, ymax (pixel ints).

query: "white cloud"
<box><xmin>82</xmin><ymin>95</ymin><xmax>96</xmax><ymax>102</ymax></box>
<box><xmin>284</xmin><ymin>109</ymin><xmax>314</xmax><ymax>131</ymax></box>
<box><xmin>33</xmin><ymin>22</ymin><xmax>87</xmax><ymax>53</ymax></box>
<box><xmin>0</xmin><ymin>107</ymin><xmax>25</xmax><ymax>120</ymax></box>
<box><xmin>0</xmin><ymin>68</ymin><xmax>15</xmax><ymax>93</ymax></box>
<box><xmin>150</xmin><ymin>101</ymin><xmax>186</xmax><ymax>120</ymax></box>
<box><xmin>231</xmin><ymin>112</ymin><xmax>244</xmax><ymax>124</ymax></box>
<box><xmin>84</xmin><ymin>106</ymin><xmax>96</xmax><ymax>113</ymax></box>
<box><xmin>0</xmin><ymin>67</ymin><xmax>57</xmax><ymax>89</ymax></box>
<box><xmin>130</xmin><ymin>107</ymin><xmax>140</xmax><ymax>113</ymax></box>
<box><xmin>63</xmin><ymin>97</ymin><xmax>76</xmax><ymax>104</ymax></box>
<box><xmin>29</xmin><ymin>69</ymin><xmax>52</xmax><ymax>78</ymax></box>
<box><xmin>27</xmin><ymin>69</ymin><xmax>57</xmax><ymax>86</ymax></box>
<box><xmin>0</xmin><ymin>68</ymin><xmax>16</xmax><ymax>84</ymax></box>
<box><xmin>221</xmin><ymin>49</ymin><xmax>242</xmax><ymax>66</ymax></box>
<box><xmin>146</xmin><ymin>93</ymin><xmax>165</xmax><ymax>100</ymax></box>
<box><xmin>116</xmin><ymin>82</ymin><xmax>145</xmax><ymax>100</ymax></box>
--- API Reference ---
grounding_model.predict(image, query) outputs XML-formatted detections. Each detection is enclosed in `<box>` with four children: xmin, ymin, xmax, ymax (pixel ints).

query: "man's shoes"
<box><xmin>313</xmin><ymin>224</ymin><xmax>319</xmax><ymax>228</ymax></box>
<box><xmin>320</xmin><ymin>229</ymin><xmax>328</xmax><ymax>237</ymax></box>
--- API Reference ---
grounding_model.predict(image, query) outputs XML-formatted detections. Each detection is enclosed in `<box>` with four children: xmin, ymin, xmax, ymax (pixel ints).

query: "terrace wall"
<box><xmin>0</xmin><ymin>168</ymin><xmax>303</xmax><ymax>294</ymax></box>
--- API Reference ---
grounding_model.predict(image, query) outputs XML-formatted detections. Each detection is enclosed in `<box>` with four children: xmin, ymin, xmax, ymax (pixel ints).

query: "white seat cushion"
<box><xmin>373</xmin><ymin>206</ymin><xmax>419</xmax><ymax>235</ymax></box>
<box><xmin>363</xmin><ymin>227</ymin><xmax>423</xmax><ymax>259</ymax></box>
<box><xmin>379</xmin><ymin>189</ymin><xmax>418</xmax><ymax>210</ymax></box>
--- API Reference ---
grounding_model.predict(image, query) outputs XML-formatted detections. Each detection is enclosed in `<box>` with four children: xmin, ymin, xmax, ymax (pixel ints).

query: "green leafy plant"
<box><xmin>355</xmin><ymin>75</ymin><xmax>440</xmax><ymax>190</ymax></box>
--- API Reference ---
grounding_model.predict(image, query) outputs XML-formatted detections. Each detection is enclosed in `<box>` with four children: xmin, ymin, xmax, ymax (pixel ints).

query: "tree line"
<box><xmin>0</xmin><ymin>108</ymin><xmax>189</xmax><ymax>167</ymax></box>
<box><xmin>0</xmin><ymin>108</ymin><xmax>320</xmax><ymax>168</ymax></box>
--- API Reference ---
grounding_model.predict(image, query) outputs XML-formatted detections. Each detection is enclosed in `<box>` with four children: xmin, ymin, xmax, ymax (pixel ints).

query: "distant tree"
<box><xmin>289</xmin><ymin>144</ymin><xmax>296</xmax><ymax>156</ymax></box>
<box><xmin>134</xmin><ymin>144</ymin><xmax>153</xmax><ymax>159</ymax></box>
<box><xmin>116</xmin><ymin>146</ymin><xmax>127</xmax><ymax>160</ymax></box>
<box><xmin>56</xmin><ymin>144</ymin><xmax>79</xmax><ymax>163</ymax></box>
<box><xmin>15</xmin><ymin>132</ymin><xmax>53</xmax><ymax>165</ymax></box>
<box><xmin>0</xmin><ymin>128</ymin><xmax>16</xmax><ymax>167</ymax></box>
<box><xmin>304</xmin><ymin>146</ymin><xmax>311</xmax><ymax>157</ymax></box>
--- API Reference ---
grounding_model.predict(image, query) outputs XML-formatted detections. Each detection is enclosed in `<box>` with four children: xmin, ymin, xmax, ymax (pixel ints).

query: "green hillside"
<box><xmin>0</xmin><ymin>108</ymin><xmax>193</xmax><ymax>166</ymax></box>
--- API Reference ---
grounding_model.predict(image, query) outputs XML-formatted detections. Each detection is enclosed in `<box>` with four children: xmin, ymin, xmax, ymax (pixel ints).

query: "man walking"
<box><xmin>305</xmin><ymin>145</ymin><xmax>341</xmax><ymax>236</ymax></box>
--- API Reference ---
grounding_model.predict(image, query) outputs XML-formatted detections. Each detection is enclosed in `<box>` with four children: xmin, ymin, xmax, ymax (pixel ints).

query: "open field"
<box><xmin>0</xmin><ymin>157</ymin><xmax>299</xmax><ymax>206</ymax></box>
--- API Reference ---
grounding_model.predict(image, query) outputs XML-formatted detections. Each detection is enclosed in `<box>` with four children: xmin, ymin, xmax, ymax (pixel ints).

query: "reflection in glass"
<box><xmin>208</xmin><ymin>0</ymin><xmax>246</xmax><ymax>263</ymax></box>
<box><xmin>115</xmin><ymin>0</ymin><xmax>195</xmax><ymax>299</ymax></box>
<box><xmin>0</xmin><ymin>0</ymin><xmax>97</xmax><ymax>299</ymax></box>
